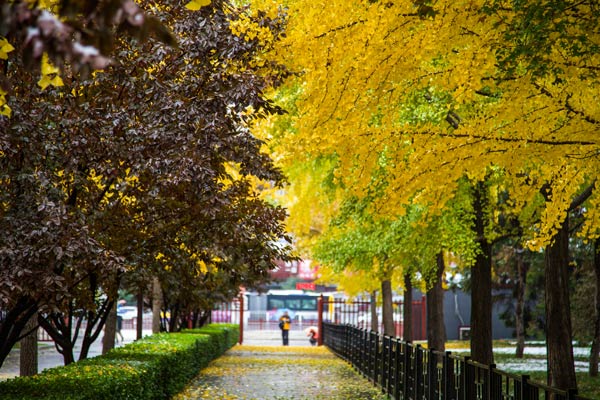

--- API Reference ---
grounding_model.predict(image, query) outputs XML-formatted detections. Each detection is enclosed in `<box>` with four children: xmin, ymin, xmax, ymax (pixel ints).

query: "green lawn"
<box><xmin>442</xmin><ymin>341</ymin><xmax>599</xmax><ymax>399</ymax></box>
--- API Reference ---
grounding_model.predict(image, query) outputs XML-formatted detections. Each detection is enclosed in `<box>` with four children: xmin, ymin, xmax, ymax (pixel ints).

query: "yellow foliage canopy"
<box><xmin>259</xmin><ymin>0</ymin><xmax>600</xmax><ymax>248</ymax></box>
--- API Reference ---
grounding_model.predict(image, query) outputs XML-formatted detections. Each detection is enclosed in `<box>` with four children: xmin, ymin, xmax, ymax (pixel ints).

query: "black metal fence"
<box><xmin>322</xmin><ymin>298</ymin><xmax>427</xmax><ymax>340</ymax></box>
<box><xmin>323</xmin><ymin>323</ymin><xmax>591</xmax><ymax>400</ymax></box>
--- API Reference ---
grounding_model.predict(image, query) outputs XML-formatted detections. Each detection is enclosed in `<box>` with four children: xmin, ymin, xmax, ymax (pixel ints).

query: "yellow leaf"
<box><xmin>49</xmin><ymin>75</ymin><xmax>63</xmax><ymax>87</ymax></box>
<box><xmin>38</xmin><ymin>75</ymin><xmax>63</xmax><ymax>90</ymax></box>
<box><xmin>38</xmin><ymin>54</ymin><xmax>63</xmax><ymax>90</ymax></box>
<box><xmin>0</xmin><ymin>104</ymin><xmax>10</xmax><ymax>117</ymax></box>
<box><xmin>41</xmin><ymin>55</ymin><xmax>59</xmax><ymax>75</ymax></box>
<box><xmin>38</xmin><ymin>75</ymin><xmax>53</xmax><ymax>90</ymax></box>
<box><xmin>185</xmin><ymin>0</ymin><xmax>211</xmax><ymax>11</ymax></box>
<box><xmin>0</xmin><ymin>38</ymin><xmax>14</xmax><ymax>60</ymax></box>
<box><xmin>197</xmin><ymin>260</ymin><xmax>208</xmax><ymax>274</ymax></box>
<box><xmin>0</xmin><ymin>88</ymin><xmax>10</xmax><ymax>117</ymax></box>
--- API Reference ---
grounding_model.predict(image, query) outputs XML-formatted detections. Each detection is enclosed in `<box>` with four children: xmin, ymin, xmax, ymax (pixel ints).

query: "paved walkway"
<box><xmin>173</xmin><ymin>345</ymin><xmax>387</xmax><ymax>400</ymax></box>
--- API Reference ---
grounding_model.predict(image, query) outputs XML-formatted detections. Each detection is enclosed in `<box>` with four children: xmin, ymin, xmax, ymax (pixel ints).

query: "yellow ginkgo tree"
<box><xmin>255</xmin><ymin>0</ymin><xmax>599</xmax><ymax>391</ymax></box>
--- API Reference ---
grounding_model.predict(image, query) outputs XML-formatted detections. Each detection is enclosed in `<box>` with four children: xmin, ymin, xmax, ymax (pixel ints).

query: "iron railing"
<box><xmin>323</xmin><ymin>323</ymin><xmax>591</xmax><ymax>400</ymax></box>
<box><xmin>322</xmin><ymin>298</ymin><xmax>427</xmax><ymax>340</ymax></box>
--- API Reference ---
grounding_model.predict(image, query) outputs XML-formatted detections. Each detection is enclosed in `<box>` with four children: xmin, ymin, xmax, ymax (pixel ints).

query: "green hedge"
<box><xmin>0</xmin><ymin>324</ymin><xmax>239</xmax><ymax>400</ymax></box>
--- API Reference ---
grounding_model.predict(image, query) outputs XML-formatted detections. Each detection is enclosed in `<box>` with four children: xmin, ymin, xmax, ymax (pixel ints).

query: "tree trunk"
<box><xmin>136</xmin><ymin>291</ymin><xmax>144</xmax><ymax>340</ymax></box>
<box><xmin>471</xmin><ymin>181</ymin><xmax>494</xmax><ymax>365</ymax></box>
<box><xmin>197</xmin><ymin>310</ymin><xmax>210</xmax><ymax>328</ymax></box>
<box><xmin>544</xmin><ymin>217</ymin><xmax>577</xmax><ymax>390</ymax></box>
<box><xmin>0</xmin><ymin>297</ymin><xmax>38</xmax><ymax>369</ymax></box>
<box><xmin>589</xmin><ymin>238</ymin><xmax>600</xmax><ymax>376</ymax></box>
<box><xmin>515</xmin><ymin>245</ymin><xmax>528</xmax><ymax>359</ymax></box>
<box><xmin>403</xmin><ymin>273</ymin><xmax>413</xmax><ymax>342</ymax></box>
<box><xmin>152</xmin><ymin>277</ymin><xmax>162</xmax><ymax>334</ymax></box>
<box><xmin>19</xmin><ymin>311</ymin><xmax>38</xmax><ymax>376</ymax></box>
<box><xmin>191</xmin><ymin>310</ymin><xmax>199</xmax><ymax>329</ymax></box>
<box><xmin>169</xmin><ymin>306</ymin><xmax>179</xmax><ymax>332</ymax></box>
<box><xmin>79</xmin><ymin>298</ymin><xmax>113</xmax><ymax>361</ymax></box>
<box><xmin>427</xmin><ymin>253</ymin><xmax>446</xmax><ymax>351</ymax></box>
<box><xmin>102</xmin><ymin>301</ymin><xmax>117</xmax><ymax>355</ymax></box>
<box><xmin>381</xmin><ymin>279</ymin><xmax>394</xmax><ymax>336</ymax></box>
<box><xmin>370</xmin><ymin>290</ymin><xmax>378</xmax><ymax>333</ymax></box>
<box><xmin>38</xmin><ymin>314</ymin><xmax>76</xmax><ymax>365</ymax></box>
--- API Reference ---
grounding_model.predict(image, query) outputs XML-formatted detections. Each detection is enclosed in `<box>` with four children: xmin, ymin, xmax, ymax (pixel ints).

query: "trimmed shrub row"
<box><xmin>0</xmin><ymin>324</ymin><xmax>239</xmax><ymax>400</ymax></box>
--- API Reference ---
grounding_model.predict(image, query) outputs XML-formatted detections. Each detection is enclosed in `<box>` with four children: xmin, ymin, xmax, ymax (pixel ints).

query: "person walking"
<box><xmin>279</xmin><ymin>311</ymin><xmax>292</xmax><ymax>346</ymax></box>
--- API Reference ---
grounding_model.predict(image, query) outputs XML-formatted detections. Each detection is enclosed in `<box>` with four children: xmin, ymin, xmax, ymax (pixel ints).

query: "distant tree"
<box><xmin>591</xmin><ymin>239</ymin><xmax>600</xmax><ymax>376</ymax></box>
<box><xmin>570</xmin><ymin>238</ymin><xmax>600</xmax><ymax>376</ymax></box>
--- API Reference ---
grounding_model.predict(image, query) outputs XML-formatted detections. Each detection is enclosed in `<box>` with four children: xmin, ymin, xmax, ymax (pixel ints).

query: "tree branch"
<box><xmin>404</xmin><ymin>130</ymin><xmax>597</xmax><ymax>147</ymax></box>
<box><xmin>569</xmin><ymin>181</ymin><xmax>596</xmax><ymax>211</ymax></box>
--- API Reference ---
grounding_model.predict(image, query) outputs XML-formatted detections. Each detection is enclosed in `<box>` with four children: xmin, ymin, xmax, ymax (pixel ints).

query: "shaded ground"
<box><xmin>173</xmin><ymin>345</ymin><xmax>388</xmax><ymax>400</ymax></box>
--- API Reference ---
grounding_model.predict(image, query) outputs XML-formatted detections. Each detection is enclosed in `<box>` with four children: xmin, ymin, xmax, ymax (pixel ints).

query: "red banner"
<box><xmin>296</xmin><ymin>282</ymin><xmax>316</xmax><ymax>291</ymax></box>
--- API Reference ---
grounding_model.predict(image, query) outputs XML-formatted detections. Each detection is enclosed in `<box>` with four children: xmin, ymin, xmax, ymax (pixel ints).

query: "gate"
<box><xmin>211</xmin><ymin>296</ymin><xmax>244</xmax><ymax>343</ymax></box>
<box><xmin>212</xmin><ymin>294</ymin><xmax>427</xmax><ymax>345</ymax></box>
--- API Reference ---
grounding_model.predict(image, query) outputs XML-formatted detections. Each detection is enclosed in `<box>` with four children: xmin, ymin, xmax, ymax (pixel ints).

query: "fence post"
<box><xmin>317</xmin><ymin>295</ymin><xmax>324</xmax><ymax>346</ymax></box>
<box><xmin>239</xmin><ymin>294</ymin><xmax>244</xmax><ymax>344</ymax></box>
<box><xmin>421</xmin><ymin>298</ymin><xmax>427</xmax><ymax>340</ymax></box>
<box><xmin>520</xmin><ymin>375</ymin><xmax>532</xmax><ymax>400</ymax></box>
<box><xmin>464</xmin><ymin>357</ymin><xmax>473</xmax><ymax>400</ymax></box>
<box><xmin>387</xmin><ymin>337</ymin><xmax>394</xmax><ymax>395</ymax></box>
<box><xmin>443</xmin><ymin>352</ymin><xmax>453</xmax><ymax>400</ymax></box>
<box><xmin>351</xmin><ymin>326</ymin><xmax>357</xmax><ymax>368</ymax></box>
<box><xmin>415</xmin><ymin>345</ymin><xmax>423</xmax><ymax>400</ymax></box>
<box><xmin>360</xmin><ymin>328</ymin><xmax>367</xmax><ymax>376</ymax></box>
<box><xmin>426</xmin><ymin>349</ymin><xmax>436</xmax><ymax>400</ymax></box>
<box><xmin>345</xmin><ymin>324</ymin><xmax>350</xmax><ymax>360</ymax></box>
<box><xmin>393</xmin><ymin>340</ymin><xmax>402</xmax><ymax>400</ymax></box>
<box><xmin>486</xmin><ymin>364</ymin><xmax>496</xmax><ymax>400</ymax></box>
<box><xmin>404</xmin><ymin>343</ymin><xmax>412</xmax><ymax>400</ymax></box>
<box><xmin>381</xmin><ymin>336</ymin><xmax>386</xmax><ymax>391</ymax></box>
<box><xmin>456</xmin><ymin>356</ymin><xmax>469</xmax><ymax>400</ymax></box>
<box><xmin>372</xmin><ymin>330</ymin><xmax>379</xmax><ymax>386</ymax></box>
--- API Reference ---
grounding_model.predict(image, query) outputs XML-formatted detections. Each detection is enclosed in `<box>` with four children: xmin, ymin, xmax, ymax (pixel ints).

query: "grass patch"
<box><xmin>441</xmin><ymin>342</ymin><xmax>599</xmax><ymax>400</ymax></box>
